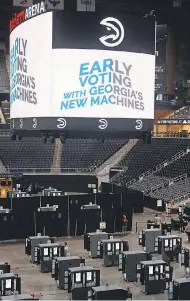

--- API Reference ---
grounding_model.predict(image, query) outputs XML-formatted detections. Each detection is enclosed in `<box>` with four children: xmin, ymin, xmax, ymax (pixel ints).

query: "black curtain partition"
<box><xmin>0</xmin><ymin>192</ymin><xmax>134</xmax><ymax>241</ymax></box>
<box><xmin>144</xmin><ymin>195</ymin><xmax>165</xmax><ymax>212</ymax></box>
<box><xmin>100</xmin><ymin>182</ymin><xmax>144</xmax><ymax>213</ymax></box>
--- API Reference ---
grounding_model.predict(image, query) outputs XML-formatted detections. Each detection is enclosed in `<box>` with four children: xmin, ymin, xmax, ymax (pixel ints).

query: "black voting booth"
<box><xmin>157</xmin><ymin>235</ymin><xmax>182</xmax><ymax>262</ymax></box>
<box><xmin>68</xmin><ymin>266</ymin><xmax>100</xmax><ymax>300</ymax></box>
<box><xmin>90</xmin><ymin>285</ymin><xmax>132</xmax><ymax>300</ymax></box>
<box><xmin>118</xmin><ymin>251</ymin><xmax>152</xmax><ymax>282</ymax></box>
<box><xmin>37</xmin><ymin>243</ymin><xmax>65</xmax><ymax>273</ymax></box>
<box><xmin>181</xmin><ymin>246</ymin><xmax>190</xmax><ymax>273</ymax></box>
<box><xmin>0</xmin><ymin>273</ymin><xmax>21</xmax><ymax>296</ymax></box>
<box><xmin>52</xmin><ymin>256</ymin><xmax>85</xmax><ymax>290</ymax></box>
<box><xmin>168</xmin><ymin>278</ymin><xmax>190</xmax><ymax>300</ymax></box>
<box><xmin>137</xmin><ymin>260</ymin><xmax>173</xmax><ymax>295</ymax></box>
<box><xmin>100</xmin><ymin>238</ymin><xmax>129</xmax><ymax>267</ymax></box>
<box><xmin>0</xmin><ymin>263</ymin><xmax>10</xmax><ymax>275</ymax></box>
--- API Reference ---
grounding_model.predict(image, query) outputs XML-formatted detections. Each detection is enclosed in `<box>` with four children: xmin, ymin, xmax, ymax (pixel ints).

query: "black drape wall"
<box><xmin>100</xmin><ymin>182</ymin><xmax>144</xmax><ymax>213</ymax></box>
<box><xmin>20</xmin><ymin>175</ymin><xmax>98</xmax><ymax>193</ymax></box>
<box><xmin>0</xmin><ymin>192</ymin><xmax>134</xmax><ymax>241</ymax></box>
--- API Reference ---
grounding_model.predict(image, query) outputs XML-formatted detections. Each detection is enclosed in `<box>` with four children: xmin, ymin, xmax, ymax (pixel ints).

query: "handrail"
<box><xmin>126</xmin><ymin>146</ymin><xmax>190</xmax><ymax>187</ymax></box>
<box><xmin>172</xmin><ymin>192</ymin><xmax>190</xmax><ymax>205</ymax></box>
<box><xmin>0</xmin><ymin>167</ymin><xmax>96</xmax><ymax>175</ymax></box>
<box><xmin>155</xmin><ymin>160</ymin><xmax>169</xmax><ymax>171</ymax></box>
<box><xmin>149</xmin><ymin>173</ymin><xmax>187</xmax><ymax>194</ymax></box>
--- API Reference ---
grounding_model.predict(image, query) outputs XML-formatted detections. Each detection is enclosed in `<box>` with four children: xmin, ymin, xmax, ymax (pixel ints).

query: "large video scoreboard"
<box><xmin>10</xmin><ymin>1</ymin><xmax>155</xmax><ymax>138</ymax></box>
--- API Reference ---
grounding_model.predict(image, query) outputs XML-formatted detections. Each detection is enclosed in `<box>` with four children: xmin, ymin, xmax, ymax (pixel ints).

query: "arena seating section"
<box><xmin>110</xmin><ymin>138</ymin><xmax>190</xmax><ymax>204</ymax></box>
<box><xmin>0</xmin><ymin>135</ymin><xmax>127</xmax><ymax>172</ymax></box>
<box><xmin>166</xmin><ymin>106</ymin><xmax>190</xmax><ymax>119</ymax></box>
<box><xmin>0</xmin><ymin>136</ymin><xmax>55</xmax><ymax>171</ymax></box>
<box><xmin>1</xmin><ymin>102</ymin><xmax>10</xmax><ymax>124</ymax></box>
<box><xmin>61</xmin><ymin>138</ymin><xmax>127</xmax><ymax>171</ymax></box>
<box><xmin>111</xmin><ymin>138</ymin><xmax>190</xmax><ymax>185</ymax></box>
<box><xmin>0</xmin><ymin>53</ymin><xmax>9</xmax><ymax>92</ymax></box>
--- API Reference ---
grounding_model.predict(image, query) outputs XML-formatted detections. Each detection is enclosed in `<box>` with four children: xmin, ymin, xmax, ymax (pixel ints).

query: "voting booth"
<box><xmin>181</xmin><ymin>245</ymin><xmax>190</xmax><ymax>274</ymax></box>
<box><xmin>0</xmin><ymin>273</ymin><xmax>21</xmax><ymax>296</ymax></box>
<box><xmin>157</xmin><ymin>235</ymin><xmax>182</xmax><ymax>262</ymax></box>
<box><xmin>37</xmin><ymin>243</ymin><xmax>65</xmax><ymax>273</ymax></box>
<box><xmin>52</xmin><ymin>256</ymin><xmax>85</xmax><ymax>290</ymax></box>
<box><xmin>0</xmin><ymin>263</ymin><xmax>10</xmax><ymax>275</ymax></box>
<box><xmin>137</xmin><ymin>260</ymin><xmax>172</xmax><ymax>294</ymax></box>
<box><xmin>84</xmin><ymin>232</ymin><xmax>109</xmax><ymax>258</ymax></box>
<box><xmin>139</xmin><ymin>228</ymin><xmax>162</xmax><ymax>253</ymax></box>
<box><xmin>100</xmin><ymin>238</ymin><xmax>129</xmax><ymax>267</ymax></box>
<box><xmin>25</xmin><ymin>235</ymin><xmax>52</xmax><ymax>263</ymax></box>
<box><xmin>68</xmin><ymin>266</ymin><xmax>100</xmax><ymax>300</ymax></box>
<box><xmin>89</xmin><ymin>285</ymin><xmax>132</xmax><ymax>300</ymax></box>
<box><xmin>118</xmin><ymin>250</ymin><xmax>152</xmax><ymax>282</ymax></box>
<box><xmin>168</xmin><ymin>278</ymin><xmax>190</xmax><ymax>300</ymax></box>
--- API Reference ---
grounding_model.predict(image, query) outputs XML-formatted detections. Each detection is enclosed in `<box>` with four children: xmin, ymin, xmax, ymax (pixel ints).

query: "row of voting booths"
<box><xmin>138</xmin><ymin>225</ymin><xmax>190</xmax><ymax>299</ymax></box>
<box><xmin>83</xmin><ymin>231</ymin><xmax>173</xmax><ymax>295</ymax></box>
<box><xmin>24</xmin><ymin>234</ymin><xmax>132</xmax><ymax>300</ymax></box>
<box><xmin>0</xmin><ymin>193</ymin><xmax>134</xmax><ymax>241</ymax></box>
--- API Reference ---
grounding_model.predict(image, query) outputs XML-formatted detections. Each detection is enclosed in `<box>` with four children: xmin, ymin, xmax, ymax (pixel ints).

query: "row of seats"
<box><xmin>0</xmin><ymin>53</ymin><xmax>9</xmax><ymax>92</ymax></box>
<box><xmin>130</xmin><ymin>176</ymin><xmax>169</xmax><ymax>193</ymax></box>
<box><xmin>111</xmin><ymin>138</ymin><xmax>190</xmax><ymax>185</ymax></box>
<box><xmin>167</xmin><ymin>106</ymin><xmax>190</xmax><ymax>119</ymax></box>
<box><xmin>0</xmin><ymin>134</ymin><xmax>127</xmax><ymax>172</ymax></box>
<box><xmin>129</xmin><ymin>146</ymin><xmax>190</xmax><ymax>203</ymax></box>
<box><xmin>0</xmin><ymin>136</ymin><xmax>55</xmax><ymax>171</ymax></box>
<box><xmin>61</xmin><ymin>138</ymin><xmax>127</xmax><ymax>171</ymax></box>
<box><xmin>148</xmin><ymin>177</ymin><xmax>190</xmax><ymax>203</ymax></box>
<box><xmin>130</xmin><ymin>151</ymin><xmax>190</xmax><ymax>192</ymax></box>
<box><xmin>1</xmin><ymin>101</ymin><xmax>10</xmax><ymax>124</ymax></box>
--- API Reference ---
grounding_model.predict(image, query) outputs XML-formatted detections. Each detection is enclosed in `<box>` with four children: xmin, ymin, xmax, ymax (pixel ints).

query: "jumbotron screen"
<box><xmin>10</xmin><ymin>2</ymin><xmax>155</xmax><ymax>136</ymax></box>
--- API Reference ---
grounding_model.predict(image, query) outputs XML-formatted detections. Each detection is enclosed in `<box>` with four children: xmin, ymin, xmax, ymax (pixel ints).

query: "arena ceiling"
<box><xmin>0</xmin><ymin>0</ymin><xmax>189</xmax><ymax>24</ymax></box>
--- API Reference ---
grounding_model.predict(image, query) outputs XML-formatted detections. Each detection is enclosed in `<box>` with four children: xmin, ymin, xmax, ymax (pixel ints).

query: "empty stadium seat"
<box><xmin>111</xmin><ymin>138</ymin><xmax>190</xmax><ymax>185</ymax></box>
<box><xmin>61</xmin><ymin>138</ymin><xmax>127</xmax><ymax>171</ymax></box>
<box><xmin>0</xmin><ymin>136</ymin><xmax>55</xmax><ymax>172</ymax></box>
<box><xmin>0</xmin><ymin>53</ymin><xmax>9</xmax><ymax>92</ymax></box>
<box><xmin>1</xmin><ymin>102</ymin><xmax>10</xmax><ymax>124</ymax></box>
<box><xmin>167</xmin><ymin>106</ymin><xmax>190</xmax><ymax>119</ymax></box>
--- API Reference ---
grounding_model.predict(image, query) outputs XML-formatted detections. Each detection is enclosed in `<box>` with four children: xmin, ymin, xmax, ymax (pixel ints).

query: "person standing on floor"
<box><xmin>154</xmin><ymin>213</ymin><xmax>162</xmax><ymax>228</ymax></box>
<box><xmin>122</xmin><ymin>215</ymin><xmax>128</xmax><ymax>235</ymax></box>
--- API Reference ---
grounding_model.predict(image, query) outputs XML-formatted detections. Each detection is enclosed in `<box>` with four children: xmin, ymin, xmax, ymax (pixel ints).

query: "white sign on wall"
<box><xmin>77</xmin><ymin>0</ymin><xmax>95</xmax><ymax>12</ymax></box>
<box><xmin>10</xmin><ymin>12</ymin><xmax>53</xmax><ymax>118</ymax></box>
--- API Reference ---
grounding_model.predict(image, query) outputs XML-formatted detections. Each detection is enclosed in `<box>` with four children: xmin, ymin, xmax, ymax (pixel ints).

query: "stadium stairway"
<box><xmin>96</xmin><ymin>139</ymin><xmax>139</xmax><ymax>187</ymax></box>
<box><xmin>6</xmin><ymin>55</ymin><xmax>10</xmax><ymax>80</ymax></box>
<box><xmin>51</xmin><ymin>138</ymin><xmax>62</xmax><ymax>174</ymax></box>
<box><xmin>0</xmin><ymin>158</ymin><xmax>6</xmax><ymax>173</ymax></box>
<box><xmin>0</xmin><ymin>108</ymin><xmax>5</xmax><ymax>124</ymax></box>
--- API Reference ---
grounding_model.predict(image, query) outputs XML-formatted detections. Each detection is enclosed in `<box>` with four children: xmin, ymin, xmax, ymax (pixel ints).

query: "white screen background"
<box><xmin>10</xmin><ymin>12</ymin><xmax>53</xmax><ymax>119</ymax></box>
<box><xmin>51</xmin><ymin>49</ymin><xmax>155</xmax><ymax>119</ymax></box>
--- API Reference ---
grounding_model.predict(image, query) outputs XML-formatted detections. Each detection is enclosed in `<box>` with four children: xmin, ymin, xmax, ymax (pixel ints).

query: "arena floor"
<box><xmin>0</xmin><ymin>209</ymin><xmax>188</xmax><ymax>300</ymax></box>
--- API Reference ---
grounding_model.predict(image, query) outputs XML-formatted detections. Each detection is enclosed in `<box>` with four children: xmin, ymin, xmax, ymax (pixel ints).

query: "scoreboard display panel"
<box><xmin>10</xmin><ymin>2</ymin><xmax>155</xmax><ymax>138</ymax></box>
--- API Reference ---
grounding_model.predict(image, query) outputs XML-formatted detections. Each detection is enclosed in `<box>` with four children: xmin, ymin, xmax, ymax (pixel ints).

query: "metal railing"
<box><xmin>172</xmin><ymin>192</ymin><xmax>190</xmax><ymax>206</ymax></box>
<box><xmin>1</xmin><ymin>167</ymin><xmax>96</xmax><ymax>175</ymax></box>
<box><xmin>126</xmin><ymin>146</ymin><xmax>190</xmax><ymax>187</ymax></box>
<box><xmin>150</xmin><ymin>174</ymin><xmax>188</xmax><ymax>194</ymax></box>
